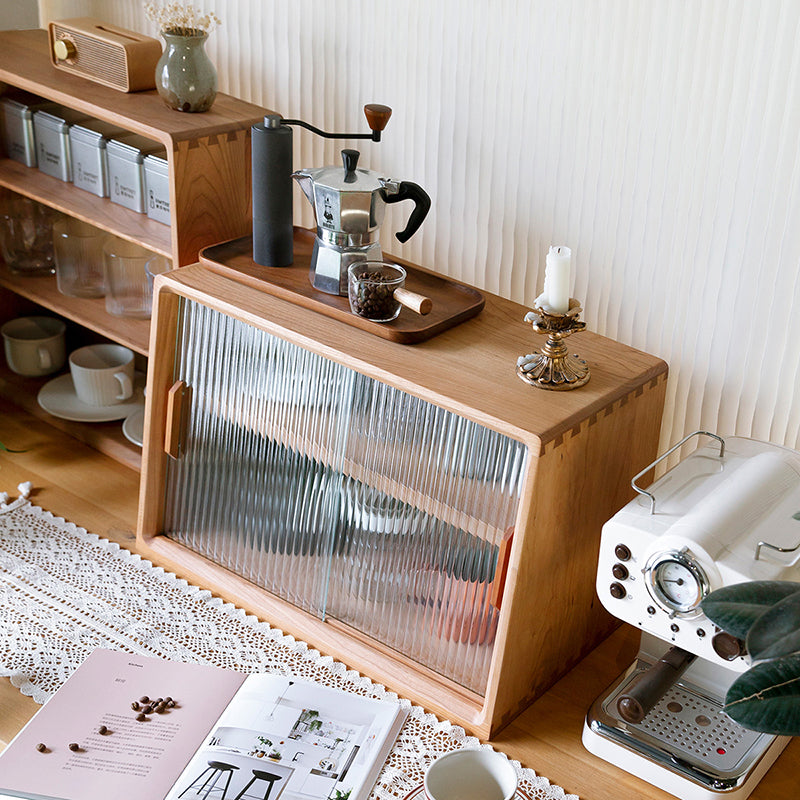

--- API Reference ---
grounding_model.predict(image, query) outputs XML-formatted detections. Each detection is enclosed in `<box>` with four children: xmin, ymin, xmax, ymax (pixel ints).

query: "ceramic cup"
<box><xmin>1</xmin><ymin>316</ymin><xmax>66</xmax><ymax>377</ymax></box>
<box><xmin>69</xmin><ymin>343</ymin><xmax>134</xmax><ymax>407</ymax></box>
<box><xmin>423</xmin><ymin>749</ymin><xmax>518</xmax><ymax>800</ymax></box>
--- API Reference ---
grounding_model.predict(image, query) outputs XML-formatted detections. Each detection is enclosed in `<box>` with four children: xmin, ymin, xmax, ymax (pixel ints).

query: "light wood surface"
<box><xmin>0</xmin><ymin>399</ymin><xmax>797</xmax><ymax>799</ymax></box>
<box><xmin>137</xmin><ymin>264</ymin><xmax>668</xmax><ymax>737</ymax></box>
<box><xmin>200</xmin><ymin>231</ymin><xmax>484</xmax><ymax>343</ymax></box>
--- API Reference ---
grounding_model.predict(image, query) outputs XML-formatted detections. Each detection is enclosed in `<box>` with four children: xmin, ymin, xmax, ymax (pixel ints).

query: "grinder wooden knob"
<box><xmin>364</xmin><ymin>104</ymin><xmax>392</xmax><ymax>134</ymax></box>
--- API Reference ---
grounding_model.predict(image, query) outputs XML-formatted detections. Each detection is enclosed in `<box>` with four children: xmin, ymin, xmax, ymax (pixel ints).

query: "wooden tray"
<box><xmin>199</xmin><ymin>229</ymin><xmax>485</xmax><ymax>344</ymax></box>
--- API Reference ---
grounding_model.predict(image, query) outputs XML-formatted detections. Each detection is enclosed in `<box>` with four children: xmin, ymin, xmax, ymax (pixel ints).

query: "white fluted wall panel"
<box><xmin>36</xmin><ymin>0</ymin><xmax>800</xmax><ymax>459</ymax></box>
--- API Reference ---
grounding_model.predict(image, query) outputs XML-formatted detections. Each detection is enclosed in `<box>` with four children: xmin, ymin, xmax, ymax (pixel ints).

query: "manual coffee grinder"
<box><xmin>251</xmin><ymin>104</ymin><xmax>394</xmax><ymax>269</ymax></box>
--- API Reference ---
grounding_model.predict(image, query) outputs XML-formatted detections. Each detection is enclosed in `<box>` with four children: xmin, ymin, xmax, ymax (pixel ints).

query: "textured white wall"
<box><xmin>37</xmin><ymin>0</ymin><xmax>800</xmax><ymax>461</ymax></box>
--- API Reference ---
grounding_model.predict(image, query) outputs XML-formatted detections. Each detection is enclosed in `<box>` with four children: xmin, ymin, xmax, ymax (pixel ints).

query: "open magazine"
<box><xmin>0</xmin><ymin>649</ymin><xmax>408</xmax><ymax>800</ymax></box>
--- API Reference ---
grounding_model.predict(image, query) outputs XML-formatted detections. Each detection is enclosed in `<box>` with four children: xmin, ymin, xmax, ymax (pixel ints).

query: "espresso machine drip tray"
<box><xmin>584</xmin><ymin>658</ymin><xmax>783</xmax><ymax>799</ymax></box>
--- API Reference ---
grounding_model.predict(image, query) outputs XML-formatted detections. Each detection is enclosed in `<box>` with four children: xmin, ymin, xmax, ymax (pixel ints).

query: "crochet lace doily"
<box><xmin>0</xmin><ymin>493</ymin><xmax>578</xmax><ymax>800</ymax></box>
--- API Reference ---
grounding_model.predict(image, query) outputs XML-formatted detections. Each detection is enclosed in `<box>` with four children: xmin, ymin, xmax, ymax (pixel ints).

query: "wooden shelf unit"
<box><xmin>138</xmin><ymin>263</ymin><xmax>669</xmax><ymax>739</ymax></box>
<box><xmin>0</xmin><ymin>28</ymin><xmax>267</xmax><ymax>468</ymax></box>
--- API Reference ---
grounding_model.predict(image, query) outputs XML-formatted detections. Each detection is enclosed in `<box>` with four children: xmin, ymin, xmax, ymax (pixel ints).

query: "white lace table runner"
<box><xmin>0</xmin><ymin>494</ymin><xmax>578</xmax><ymax>800</ymax></box>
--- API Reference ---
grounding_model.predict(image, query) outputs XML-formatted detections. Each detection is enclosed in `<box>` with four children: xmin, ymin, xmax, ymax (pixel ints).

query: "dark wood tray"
<box><xmin>199</xmin><ymin>229</ymin><xmax>484</xmax><ymax>344</ymax></box>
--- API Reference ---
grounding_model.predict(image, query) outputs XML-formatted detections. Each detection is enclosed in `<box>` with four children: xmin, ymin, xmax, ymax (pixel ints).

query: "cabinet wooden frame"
<box><xmin>0</xmin><ymin>29</ymin><xmax>266</xmax><ymax>467</ymax></box>
<box><xmin>137</xmin><ymin>264</ymin><xmax>668</xmax><ymax>738</ymax></box>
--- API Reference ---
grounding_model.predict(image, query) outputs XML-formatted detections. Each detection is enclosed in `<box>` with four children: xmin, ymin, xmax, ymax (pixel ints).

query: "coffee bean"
<box><xmin>98</xmin><ymin>725</ymin><xmax>109</xmax><ymax>735</ymax></box>
<box><xmin>131</xmin><ymin>701</ymin><xmax>140</xmax><ymax>711</ymax></box>
<box><xmin>139</xmin><ymin>695</ymin><xmax>150</xmax><ymax>703</ymax></box>
<box><xmin>68</xmin><ymin>743</ymin><xmax>81</xmax><ymax>752</ymax></box>
<box><xmin>136</xmin><ymin>713</ymin><xmax>147</xmax><ymax>721</ymax></box>
<box><xmin>36</xmin><ymin>742</ymin><xmax>48</xmax><ymax>753</ymax></box>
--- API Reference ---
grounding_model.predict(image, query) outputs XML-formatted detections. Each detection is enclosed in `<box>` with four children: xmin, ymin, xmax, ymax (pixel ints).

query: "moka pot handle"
<box><xmin>383</xmin><ymin>182</ymin><xmax>431</xmax><ymax>243</ymax></box>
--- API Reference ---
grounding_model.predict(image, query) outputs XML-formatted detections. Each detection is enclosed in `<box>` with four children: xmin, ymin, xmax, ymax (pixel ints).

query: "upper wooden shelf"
<box><xmin>0</xmin><ymin>29</ymin><xmax>268</xmax><ymax>147</ymax></box>
<box><xmin>0</xmin><ymin>158</ymin><xmax>173</xmax><ymax>257</ymax></box>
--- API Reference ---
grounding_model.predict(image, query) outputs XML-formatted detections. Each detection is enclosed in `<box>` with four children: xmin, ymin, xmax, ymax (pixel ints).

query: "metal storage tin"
<box><xmin>143</xmin><ymin>151</ymin><xmax>170</xmax><ymax>225</ymax></box>
<box><xmin>69</xmin><ymin>120</ymin><xmax>126</xmax><ymax>198</ymax></box>
<box><xmin>33</xmin><ymin>107</ymin><xmax>88</xmax><ymax>182</ymax></box>
<box><xmin>107</xmin><ymin>134</ymin><xmax>162</xmax><ymax>213</ymax></box>
<box><xmin>0</xmin><ymin>92</ymin><xmax>55</xmax><ymax>167</ymax></box>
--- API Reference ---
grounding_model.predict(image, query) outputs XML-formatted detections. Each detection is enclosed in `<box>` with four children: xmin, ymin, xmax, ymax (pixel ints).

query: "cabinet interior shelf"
<box><xmin>0</xmin><ymin>270</ymin><xmax>151</xmax><ymax>356</ymax></box>
<box><xmin>0</xmin><ymin>159</ymin><xmax>173</xmax><ymax>258</ymax></box>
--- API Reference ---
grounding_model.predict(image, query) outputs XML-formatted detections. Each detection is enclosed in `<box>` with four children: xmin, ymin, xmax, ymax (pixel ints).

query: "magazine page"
<box><xmin>165</xmin><ymin>673</ymin><xmax>408</xmax><ymax>800</ymax></box>
<box><xmin>0</xmin><ymin>649</ymin><xmax>246</xmax><ymax>800</ymax></box>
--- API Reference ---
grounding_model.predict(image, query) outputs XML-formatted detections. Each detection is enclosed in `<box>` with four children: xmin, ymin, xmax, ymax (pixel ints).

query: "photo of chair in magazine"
<box><xmin>0</xmin><ymin>650</ymin><xmax>408</xmax><ymax>800</ymax></box>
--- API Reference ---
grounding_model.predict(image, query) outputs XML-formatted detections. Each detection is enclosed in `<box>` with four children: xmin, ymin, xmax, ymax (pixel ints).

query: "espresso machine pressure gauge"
<box><xmin>644</xmin><ymin>548</ymin><xmax>710</xmax><ymax>615</ymax></box>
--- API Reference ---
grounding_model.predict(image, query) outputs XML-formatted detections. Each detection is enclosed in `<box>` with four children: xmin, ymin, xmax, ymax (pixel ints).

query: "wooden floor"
<box><xmin>0</xmin><ymin>399</ymin><xmax>797</xmax><ymax>799</ymax></box>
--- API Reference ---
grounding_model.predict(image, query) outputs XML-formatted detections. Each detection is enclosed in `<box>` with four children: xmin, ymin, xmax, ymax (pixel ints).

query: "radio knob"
<box><xmin>610</xmin><ymin>582</ymin><xmax>626</xmax><ymax>600</ymax></box>
<box><xmin>612</xmin><ymin>563</ymin><xmax>629</xmax><ymax>580</ymax></box>
<box><xmin>614</xmin><ymin>544</ymin><xmax>632</xmax><ymax>561</ymax></box>
<box><xmin>53</xmin><ymin>38</ymin><xmax>77</xmax><ymax>61</ymax></box>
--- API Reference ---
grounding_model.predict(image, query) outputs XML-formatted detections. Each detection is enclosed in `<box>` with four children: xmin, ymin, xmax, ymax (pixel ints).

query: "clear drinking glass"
<box><xmin>52</xmin><ymin>217</ymin><xmax>106</xmax><ymax>297</ymax></box>
<box><xmin>0</xmin><ymin>192</ymin><xmax>57</xmax><ymax>276</ymax></box>
<box><xmin>103</xmin><ymin>237</ymin><xmax>156</xmax><ymax>318</ymax></box>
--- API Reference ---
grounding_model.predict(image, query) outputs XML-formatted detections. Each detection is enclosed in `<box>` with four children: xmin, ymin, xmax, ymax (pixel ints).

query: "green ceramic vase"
<box><xmin>155</xmin><ymin>31</ymin><xmax>217</xmax><ymax>113</ymax></box>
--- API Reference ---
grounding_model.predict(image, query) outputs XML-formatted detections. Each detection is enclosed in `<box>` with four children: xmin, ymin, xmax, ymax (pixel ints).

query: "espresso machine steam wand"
<box><xmin>251</xmin><ymin>104</ymin><xmax>392</xmax><ymax>268</ymax></box>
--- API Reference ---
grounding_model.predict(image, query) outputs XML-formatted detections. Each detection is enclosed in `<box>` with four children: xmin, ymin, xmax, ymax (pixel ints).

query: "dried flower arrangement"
<box><xmin>144</xmin><ymin>2</ymin><xmax>221</xmax><ymax>37</ymax></box>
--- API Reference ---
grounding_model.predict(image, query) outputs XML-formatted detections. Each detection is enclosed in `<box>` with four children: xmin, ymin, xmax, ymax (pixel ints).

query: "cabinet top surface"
<box><xmin>160</xmin><ymin>264</ymin><xmax>668</xmax><ymax>449</ymax></box>
<box><xmin>0</xmin><ymin>29</ymin><xmax>267</xmax><ymax>144</ymax></box>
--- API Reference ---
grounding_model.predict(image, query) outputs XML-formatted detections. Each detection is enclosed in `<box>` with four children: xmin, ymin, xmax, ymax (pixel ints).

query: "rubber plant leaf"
<box><xmin>701</xmin><ymin>581</ymin><xmax>800</xmax><ymax>641</ymax></box>
<box><xmin>724</xmin><ymin>653</ymin><xmax>800</xmax><ymax>735</ymax></box>
<box><xmin>746</xmin><ymin>590</ymin><xmax>800</xmax><ymax>661</ymax></box>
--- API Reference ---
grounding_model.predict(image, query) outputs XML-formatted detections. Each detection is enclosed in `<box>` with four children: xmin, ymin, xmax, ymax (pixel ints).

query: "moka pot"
<box><xmin>293</xmin><ymin>149</ymin><xmax>430</xmax><ymax>296</ymax></box>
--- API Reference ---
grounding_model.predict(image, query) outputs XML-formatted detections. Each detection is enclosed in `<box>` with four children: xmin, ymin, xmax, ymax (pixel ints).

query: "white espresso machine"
<box><xmin>583</xmin><ymin>431</ymin><xmax>800</xmax><ymax>800</ymax></box>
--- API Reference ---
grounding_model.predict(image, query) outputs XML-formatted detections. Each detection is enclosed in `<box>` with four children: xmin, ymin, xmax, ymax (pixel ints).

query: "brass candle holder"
<box><xmin>516</xmin><ymin>298</ymin><xmax>590</xmax><ymax>390</ymax></box>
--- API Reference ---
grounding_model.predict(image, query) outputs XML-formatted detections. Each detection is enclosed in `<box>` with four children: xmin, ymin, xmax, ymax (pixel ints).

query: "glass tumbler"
<box><xmin>144</xmin><ymin>254</ymin><xmax>172</xmax><ymax>317</ymax></box>
<box><xmin>0</xmin><ymin>192</ymin><xmax>57</xmax><ymax>276</ymax></box>
<box><xmin>52</xmin><ymin>217</ymin><xmax>106</xmax><ymax>297</ymax></box>
<box><xmin>103</xmin><ymin>237</ymin><xmax>156</xmax><ymax>318</ymax></box>
<box><xmin>347</xmin><ymin>262</ymin><xmax>407</xmax><ymax>322</ymax></box>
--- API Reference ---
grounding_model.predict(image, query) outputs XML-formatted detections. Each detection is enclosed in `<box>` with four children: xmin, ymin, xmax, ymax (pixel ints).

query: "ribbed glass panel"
<box><xmin>162</xmin><ymin>300</ymin><xmax>528</xmax><ymax>693</ymax></box>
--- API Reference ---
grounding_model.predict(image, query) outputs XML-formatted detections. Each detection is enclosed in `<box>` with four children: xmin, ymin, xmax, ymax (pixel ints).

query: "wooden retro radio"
<box><xmin>137</xmin><ymin>242</ymin><xmax>668</xmax><ymax>738</ymax></box>
<box><xmin>48</xmin><ymin>18</ymin><xmax>162</xmax><ymax>92</ymax></box>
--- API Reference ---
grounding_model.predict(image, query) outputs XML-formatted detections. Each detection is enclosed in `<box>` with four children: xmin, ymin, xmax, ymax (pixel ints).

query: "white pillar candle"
<box><xmin>544</xmin><ymin>245</ymin><xmax>571</xmax><ymax>314</ymax></box>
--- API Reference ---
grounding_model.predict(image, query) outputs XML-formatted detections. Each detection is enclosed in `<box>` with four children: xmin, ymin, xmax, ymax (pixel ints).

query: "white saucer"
<box><xmin>122</xmin><ymin>407</ymin><xmax>145</xmax><ymax>447</ymax></box>
<box><xmin>38</xmin><ymin>373</ymin><xmax>145</xmax><ymax>423</ymax></box>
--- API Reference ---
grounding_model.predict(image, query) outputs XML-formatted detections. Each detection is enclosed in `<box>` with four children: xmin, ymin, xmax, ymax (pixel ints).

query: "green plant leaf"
<box><xmin>0</xmin><ymin>441</ymin><xmax>27</xmax><ymax>453</ymax></box>
<box><xmin>746</xmin><ymin>591</ymin><xmax>800</xmax><ymax>661</ymax></box>
<box><xmin>724</xmin><ymin>653</ymin><xmax>800</xmax><ymax>735</ymax></box>
<box><xmin>701</xmin><ymin>581</ymin><xmax>800</xmax><ymax>640</ymax></box>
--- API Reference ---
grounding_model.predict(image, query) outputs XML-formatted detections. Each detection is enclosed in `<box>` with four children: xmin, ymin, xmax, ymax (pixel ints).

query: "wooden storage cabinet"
<box><xmin>138</xmin><ymin>263</ymin><xmax>668</xmax><ymax>738</ymax></box>
<box><xmin>0</xmin><ymin>29</ymin><xmax>265</xmax><ymax>465</ymax></box>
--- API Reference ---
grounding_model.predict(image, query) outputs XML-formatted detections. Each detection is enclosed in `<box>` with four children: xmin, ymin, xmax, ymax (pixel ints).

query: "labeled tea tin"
<box><xmin>33</xmin><ymin>107</ymin><xmax>88</xmax><ymax>182</ymax></box>
<box><xmin>69</xmin><ymin>120</ymin><xmax>127</xmax><ymax>198</ymax></box>
<box><xmin>107</xmin><ymin>134</ymin><xmax>163</xmax><ymax>214</ymax></box>
<box><xmin>143</xmin><ymin>150</ymin><xmax>170</xmax><ymax>225</ymax></box>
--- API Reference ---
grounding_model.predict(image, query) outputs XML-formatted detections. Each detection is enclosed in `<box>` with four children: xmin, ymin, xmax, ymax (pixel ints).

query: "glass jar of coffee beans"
<box><xmin>347</xmin><ymin>262</ymin><xmax>406</xmax><ymax>322</ymax></box>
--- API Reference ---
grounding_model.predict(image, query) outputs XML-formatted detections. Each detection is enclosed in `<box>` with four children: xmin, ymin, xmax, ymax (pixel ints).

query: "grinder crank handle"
<box><xmin>384</xmin><ymin>181</ymin><xmax>432</xmax><ymax>243</ymax></box>
<box><xmin>616</xmin><ymin>646</ymin><xmax>696</xmax><ymax>724</ymax></box>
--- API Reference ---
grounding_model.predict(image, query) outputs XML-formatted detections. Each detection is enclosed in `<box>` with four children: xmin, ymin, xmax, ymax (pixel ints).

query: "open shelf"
<box><xmin>0</xmin><ymin>159</ymin><xmax>173</xmax><ymax>257</ymax></box>
<box><xmin>0</xmin><ymin>270</ymin><xmax>151</xmax><ymax>356</ymax></box>
<box><xmin>0</xmin><ymin>365</ymin><xmax>142</xmax><ymax>471</ymax></box>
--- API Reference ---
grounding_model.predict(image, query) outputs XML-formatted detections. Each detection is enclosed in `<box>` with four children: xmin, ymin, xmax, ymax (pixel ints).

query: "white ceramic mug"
<box><xmin>424</xmin><ymin>749</ymin><xmax>518</xmax><ymax>800</ymax></box>
<box><xmin>1</xmin><ymin>316</ymin><xmax>66</xmax><ymax>377</ymax></box>
<box><xmin>69</xmin><ymin>343</ymin><xmax>134</xmax><ymax>407</ymax></box>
